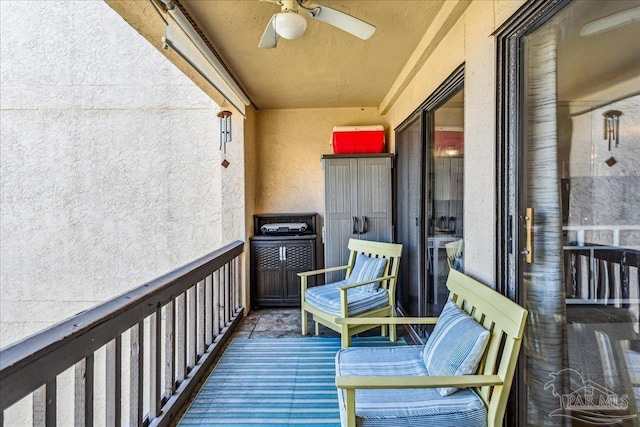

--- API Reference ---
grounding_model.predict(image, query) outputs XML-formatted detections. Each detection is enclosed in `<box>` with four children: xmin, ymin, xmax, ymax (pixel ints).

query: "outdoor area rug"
<box><xmin>178</xmin><ymin>336</ymin><xmax>406</xmax><ymax>426</ymax></box>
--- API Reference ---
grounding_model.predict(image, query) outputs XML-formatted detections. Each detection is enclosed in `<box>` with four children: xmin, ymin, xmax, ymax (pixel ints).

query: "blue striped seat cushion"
<box><xmin>336</xmin><ymin>346</ymin><xmax>487</xmax><ymax>427</ymax></box>
<box><xmin>346</xmin><ymin>254</ymin><xmax>387</xmax><ymax>292</ymax></box>
<box><xmin>422</xmin><ymin>299</ymin><xmax>490</xmax><ymax>396</ymax></box>
<box><xmin>305</xmin><ymin>280</ymin><xmax>389</xmax><ymax>317</ymax></box>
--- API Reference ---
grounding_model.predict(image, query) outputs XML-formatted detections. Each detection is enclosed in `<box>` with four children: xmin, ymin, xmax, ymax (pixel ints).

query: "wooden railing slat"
<box><xmin>164</xmin><ymin>301</ymin><xmax>176</xmax><ymax>397</ymax></box>
<box><xmin>33</xmin><ymin>381</ymin><xmax>56</xmax><ymax>427</ymax></box>
<box><xmin>187</xmin><ymin>287</ymin><xmax>196</xmax><ymax>370</ymax></box>
<box><xmin>205</xmin><ymin>276</ymin><xmax>213</xmax><ymax>344</ymax></box>
<box><xmin>130</xmin><ymin>322</ymin><xmax>144</xmax><ymax>427</ymax></box>
<box><xmin>176</xmin><ymin>293</ymin><xmax>187</xmax><ymax>383</ymax></box>
<box><xmin>197</xmin><ymin>280</ymin><xmax>205</xmax><ymax>355</ymax></box>
<box><xmin>150</xmin><ymin>310</ymin><xmax>162</xmax><ymax>419</ymax></box>
<box><xmin>106</xmin><ymin>337</ymin><xmax>122</xmax><ymax>427</ymax></box>
<box><xmin>213</xmin><ymin>271</ymin><xmax>220</xmax><ymax>336</ymax></box>
<box><xmin>224</xmin><ymin>264</ymin><xmax>230</xmax><ymax>324</ymax></box>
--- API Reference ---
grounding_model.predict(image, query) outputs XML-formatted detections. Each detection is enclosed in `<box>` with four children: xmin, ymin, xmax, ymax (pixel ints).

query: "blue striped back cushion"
<box><xmin>422</xmin><ymin>299</ymin><xmax>490</xmax><ymax>396</ymax></box>
<box><xmin>346</xmin><ymin>254</ymin><xmax>387</xmax><ymax>292</ymax></box>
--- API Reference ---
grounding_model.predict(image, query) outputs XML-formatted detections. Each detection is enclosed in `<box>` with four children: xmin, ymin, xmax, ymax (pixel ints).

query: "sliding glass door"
<box><xmin>499</xmin><ymin>0</ymin><xmax>640</xmax><ymax>425</ymax></box>
<box><xmin>395</xmin><ymin>67</ymin><xmax>464</xmax><ymax>336</ymax></box>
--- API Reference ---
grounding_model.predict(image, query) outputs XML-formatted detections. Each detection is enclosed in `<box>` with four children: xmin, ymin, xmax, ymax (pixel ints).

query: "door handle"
<box><xmin>522</xmin><ymin>207</ymin><xmax>534</xmax><ymax>264</ymax></box>
<box><xmin>281</xmin><ymin>246</ymin><xmax>287</xmax><ymax>262</ymax></box>
<box><xmin>360</xmin><ymin>216</ymin><xmax>368</xmax><ymax>234</ymax></box>
<box><xmin>352</xmin><ymin>216</ymin><xmax>358</xmax><ymax>234</ymax></box>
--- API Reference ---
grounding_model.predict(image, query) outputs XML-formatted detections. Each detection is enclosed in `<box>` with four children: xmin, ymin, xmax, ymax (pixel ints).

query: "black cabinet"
<box><xmin>250</xmin><ymin>213</ymin><xmax>320</xmax><ymax>308</ymax></box>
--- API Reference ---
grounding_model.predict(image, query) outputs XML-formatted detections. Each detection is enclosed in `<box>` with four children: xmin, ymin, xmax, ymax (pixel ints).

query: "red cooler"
<box><xmin>332</xmin><ymin>125</ymin><xmax>385</xmax><ymax>154</ymax></box>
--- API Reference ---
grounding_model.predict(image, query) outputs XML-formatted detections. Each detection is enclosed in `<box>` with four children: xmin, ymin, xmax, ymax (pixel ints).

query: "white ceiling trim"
<box><xmin>378</xmin><ymin>0</ymin><xmax>470</xmax><ymax>115</ymax></box>
<box><xmin>164</xmin><ymin>6</ymin><xmax>250</xmax><ymax>115</ymax></box>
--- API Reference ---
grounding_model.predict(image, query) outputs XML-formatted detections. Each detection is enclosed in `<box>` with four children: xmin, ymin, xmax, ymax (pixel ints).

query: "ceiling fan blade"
<box><xmin>580</xmin><ymin>6</ymin><xmax>640</xmax><ymax>37</ymax></box>
<box><xmin>306</xmin><ymin>4</ymin><xmax>375</xmax><ymax>40</ymax></box>
<box><xmin>259</xmin><ymin>14</ymin><xmax>280</xmax><ymax>48</ymax></box>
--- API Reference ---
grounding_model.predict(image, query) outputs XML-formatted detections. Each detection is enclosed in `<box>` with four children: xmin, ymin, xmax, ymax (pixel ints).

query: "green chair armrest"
<box><xmin>337</xmin><ymin>276</ymin><xmax>395</xmax><ymax>318</ymax></box>
<box><xmin>336</xmin><ymin>374</ymin><xmax>503</xmax><ymax>390</ymax></box>
<box><xmin>335</xmin><ymin>317</ymin><xmax>439</xmax><ymax>325</ymax></box>
<box><xmin>298</xmin><ymin>265</ymin><xmax>349</xmax><ymax>278</ymax></box>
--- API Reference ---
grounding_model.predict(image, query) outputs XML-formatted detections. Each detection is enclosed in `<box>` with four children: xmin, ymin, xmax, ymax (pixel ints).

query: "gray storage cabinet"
<box><xmin>322</xmin><ymin>154</ymin><xmax>394</xmax><ymax>282</ymax></box>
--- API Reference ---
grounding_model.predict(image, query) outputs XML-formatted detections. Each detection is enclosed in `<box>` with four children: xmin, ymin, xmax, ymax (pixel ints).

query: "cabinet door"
<box><xmin>282</xmin><ymin>240</ymin><xmax>316</xmax><ymax>305</ymax></box>
<box><xmin>324</xmin><ymin>157</ymin><xmax>357</xmax><ymax>282</ymax></box>
<box><xmin>357</xmin><ymin>156</ymin><xmax>393</xmax><ymax>242</ymax></box>
<box><xmin>251</xmin><ymin>241</ymin><xmax>284</xmax><ymax>306</ymax></box>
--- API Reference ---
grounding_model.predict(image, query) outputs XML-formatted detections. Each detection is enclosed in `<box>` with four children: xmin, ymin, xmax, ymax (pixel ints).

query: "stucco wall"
<box><xmin>254</xmin><ymin>108</ymin><xmax>383</xmax><ymax>216</ymax></box>
<box><xmin>252</xmin><ymin>1</ymin><xmax>526</xmax><ymax>285</ymax></box>
<box><xmin>0</xmin><ymin>1</ymin><xmax>240</xmax><ymax>347</ymax></box>
<box><xmin>382</xmin><ymin>0</ymin><xmax>526</xmax><ymax>284</ymax></box>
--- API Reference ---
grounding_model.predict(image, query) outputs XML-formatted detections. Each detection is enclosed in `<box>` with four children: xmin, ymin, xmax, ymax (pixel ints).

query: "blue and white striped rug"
<box><xmin>178</xmin><ymin>336</ymin><xmax>406</xmax><ymax>426</ymax></box>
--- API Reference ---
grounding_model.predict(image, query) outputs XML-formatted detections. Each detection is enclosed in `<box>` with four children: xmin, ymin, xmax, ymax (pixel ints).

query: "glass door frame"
<box><xmin>495</xmin><ymin>0</ymin><xmax>572</xmax><ymax>424</ymax></box>
<box><xmin>393</xmin><ymin>64</ymin><xmax>465</xmax><ymax>337</ymax></box>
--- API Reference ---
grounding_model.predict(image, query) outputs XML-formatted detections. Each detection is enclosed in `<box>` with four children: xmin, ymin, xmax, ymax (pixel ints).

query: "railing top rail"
<box><xmin>0</xmin><ymin>240</ymin><xmax>244</xmax><ymax>410</ymax></box>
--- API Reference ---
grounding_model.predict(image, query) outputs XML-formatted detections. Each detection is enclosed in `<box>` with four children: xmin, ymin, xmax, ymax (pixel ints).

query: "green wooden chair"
<box><xmin>298</xmin><ymin>238</ymin><xmax>403</xmax><ymax>348</ymax></box>
<box><xmin>445</xmin><ymin>238</ymin><xmax>464</xmax><ymax>269</ymax></box>
<box><xmin>335</xmin><ymin>269</ymin><xmax>528</xmax><ymax>427</ymax></box>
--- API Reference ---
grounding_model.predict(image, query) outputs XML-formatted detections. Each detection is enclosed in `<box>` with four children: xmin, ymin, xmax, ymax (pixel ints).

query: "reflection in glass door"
<box><xmin>506</xmin><ymin>1</ymin><xmax>640</xmax><ymax>425</ymax></box>
<box><xmin>395</xmin><ymin>69</ymin><xmax>465</xmax><ymax>341</ymax></box>
<box><xmin>428</xmin><ymin>92</ymin><xmax>464</xmax><ymax>316</ymax></box>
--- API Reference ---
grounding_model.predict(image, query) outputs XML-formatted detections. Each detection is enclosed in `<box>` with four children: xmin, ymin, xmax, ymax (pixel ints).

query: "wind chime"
<box><xmin>218</xmin><ymin>109</ymin><xmax>232</xmax><ymax>168</ymax></box>
<box><xmin>603</xmin><ymin>110</ymin><xmax>623</xmax><ymax>151</ymax></box>
<box><xmin>603</xmin><ymin>109</ymin><xmax>622</xmax><ymax>167</ymax></box>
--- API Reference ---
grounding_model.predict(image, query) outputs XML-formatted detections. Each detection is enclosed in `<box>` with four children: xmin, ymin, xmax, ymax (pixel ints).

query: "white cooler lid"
<box><xmin>332</xmin><ymin>125</ymin><xmax>384</xmax><ymax>132</ymax></box>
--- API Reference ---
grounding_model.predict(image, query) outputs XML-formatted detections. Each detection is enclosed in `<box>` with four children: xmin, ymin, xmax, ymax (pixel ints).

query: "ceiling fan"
<box><xmin>258</xmin><ymin>0</ymin><xmax>376</xmax><ymax>49</ymax></box>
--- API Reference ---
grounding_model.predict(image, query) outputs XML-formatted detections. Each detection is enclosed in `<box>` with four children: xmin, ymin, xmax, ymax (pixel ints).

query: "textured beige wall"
<box><xmin>381</xmin><ymin>0</ymin><xmax>525</xmax><ymax>283</ymax></box>
<box><xmin>250</xmin><ymin>1</ymin><xmax>526</xmax><ymax>284</ymax></box>
<box><xmin>0</xmin><ymin>1</ymin><xmax>235</xmax><ymax>347</ymax></box>
<box><xmin>254</xmin><ymin>108</ymin><xmax>384</xmax><ymax>217</ymax></box>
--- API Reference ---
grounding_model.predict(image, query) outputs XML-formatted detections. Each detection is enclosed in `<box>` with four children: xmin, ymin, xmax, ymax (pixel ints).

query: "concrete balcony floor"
<box><xmin>233</xmin><ymin>307</ymin><xmax>419</xmax><ymax>342</ymax></box>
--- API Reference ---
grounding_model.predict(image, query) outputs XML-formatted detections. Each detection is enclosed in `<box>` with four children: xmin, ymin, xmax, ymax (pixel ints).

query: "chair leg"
<box><xmin>390</xmin><ymin>324</ymin><xmax>396</xmax><ymax>342</ymax></box>
<box><xmin>381</xmin><ymin>324</ymin><xmax>388</xmax><ymax>337</ymax></box>
<box><xmin>345</xmin><ymin>389</ymin><xmax>357</xmax><ymax>427</ymax></box>
<box><xmin>341</xmin><ymin>326</ymin><xmax>351</xmax><ymax>348</ymax></box>
<box><xmin>341</xmin><ymin>333</ymin><xmax>351</xmax><ymax>348</ymax></box>
<box><xmin>301</xmin><ymin>308</ymin><xmax>307</xmax><ymax>336</ymax></box>
<box><xmin>315</xmin><ymin>321</ymin><xmax>320</xmax><ymax>336</ymax></box>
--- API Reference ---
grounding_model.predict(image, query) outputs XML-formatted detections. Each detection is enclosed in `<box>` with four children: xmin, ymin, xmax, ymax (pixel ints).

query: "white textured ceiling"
<box><xmin>107</xmin><ymin>0</ymin><xmax>640</xmax><ymax>112</ymax></box>
<box><xmin>178</xmin><ymin>0</ymin><xmax>447</xmax><ymax>110</ymax></box>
